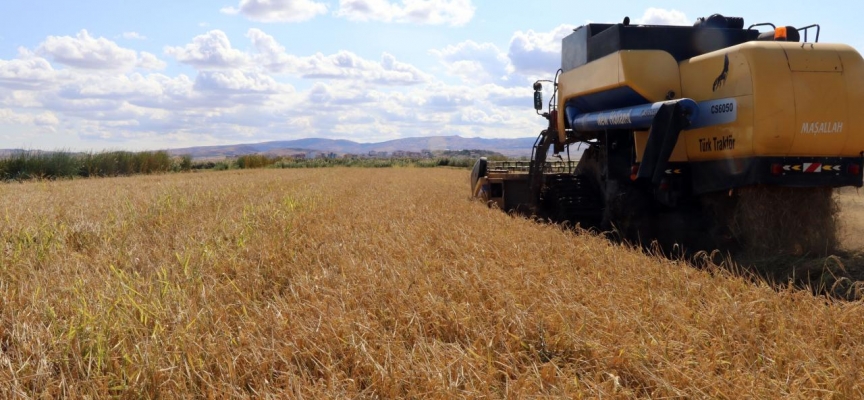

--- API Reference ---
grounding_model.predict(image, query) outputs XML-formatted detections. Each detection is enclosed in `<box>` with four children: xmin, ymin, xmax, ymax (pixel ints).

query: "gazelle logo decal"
<box><xmin>712</xmin><ymin>54</ymin><xmax>729</xmax><ymax>92</ymax></box>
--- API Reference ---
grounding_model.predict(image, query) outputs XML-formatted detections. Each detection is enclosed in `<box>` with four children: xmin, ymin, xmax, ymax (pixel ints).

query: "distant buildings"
<box><xmin>364</xmin><ymin>150</ymin><xmax>432</xmax><ymax>158</ymax></box>
<box><xmin>279</xmin><ymin>149</ymin><xmax>484</xmax><ymax>160</ymax></box>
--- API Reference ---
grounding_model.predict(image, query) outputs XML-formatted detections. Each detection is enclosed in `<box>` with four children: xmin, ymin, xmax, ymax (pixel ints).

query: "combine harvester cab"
<box><xmin>472</xmin><ymin>14</ymin><xmax>864</xmax><ymax>254</ymax></box>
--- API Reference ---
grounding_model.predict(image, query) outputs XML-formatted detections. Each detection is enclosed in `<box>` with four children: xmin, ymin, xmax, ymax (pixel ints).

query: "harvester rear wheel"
<box><xmin>573</xmin><ymin>143</ymin><xmax>653</xmax><ymax>240</ymax></box>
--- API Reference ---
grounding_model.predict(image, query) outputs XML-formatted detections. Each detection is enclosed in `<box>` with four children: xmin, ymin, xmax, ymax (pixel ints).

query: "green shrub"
<box><xmin>177</xmin><ymin>155</ymin><xmax>193</xmax><ymax>172</ymax></box>
<box><xmin>237</xmin><ymin>154</ymin><xmax>280</xmax><ymax>169</ymax></box>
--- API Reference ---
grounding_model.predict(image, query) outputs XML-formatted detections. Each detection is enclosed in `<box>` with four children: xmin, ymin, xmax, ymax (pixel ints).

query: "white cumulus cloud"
<box><xmin>165</xmin><ymin>30</ymin><xmax>250</xmax><ymax>70</ymax></box>
<box><xmin>0</xmin><ymin>53</ymin><xmax>60</xmax><ymax>89</ymax></box>
<box><xmin>432</xmin><ymin>24</ymin><xmax>575</xmax><ymax>85</ymax></box>
<box><xmin>634</xmin><ymin>8</ymin><xmax>690</xmax><ymax>26</ymax></box>
<box><xmin>336</xmin><ymin>0</ymin><xmax>474</xmax><ymax>26</ymax></box>
<box><xmin>507</xmin><ymin>24</ymin><xmax>575</xmax><ymax>76</ymax></box>
<box><xmin>296</xmin><ymin>50</ymin><xmax>430</xmax><ymax>84</ymax></box>
<box><xmin>137</xmin><ymin>52</ymin><xmax>167</xmax><ymax>70</ymax></box>
<box><xmin>247</xmin><ymin>28</ymin><xmax>430</xmax><ymax>85</ymax></box>
<box><xmin>221</xmin><ymin>0</ymin><xmax>328</xmax><ymax>23</ymax></box>
<box><xmin>122</xmin><ymin>32</ymin><xmax>147</xmax><ymax>40</ymax></box>
<box><xmin>37</xmin><ymin>30</ymin><xmax>139</xmax><ymax>71</ymax></box>
<box><xmin>306</xmin><ymin>82</ymin><xmax>383</xmax><ymax>105</ymax></box>
<box><xmin>430</xmin><ymin>40</ymin><xmax>509</xmax><ymax>84</ymax></box>
<box><xmin>194</xmin><ymin>70</ymin><xmax>287</xmax><ymax>94</ymax></box>
<box><xmin>0</xmin><ymin>109</ymin><xmax>59</xmax><ymax>126</ymax></box>
<box><xmin>482</xmin><ymin>84</ymin><xmax>531</xmax><ymax>108</ymax></box>
<box><xmin>54</xmin><ymin>73</ymin><xmax>165</xmax><ymax>100</ymax></box>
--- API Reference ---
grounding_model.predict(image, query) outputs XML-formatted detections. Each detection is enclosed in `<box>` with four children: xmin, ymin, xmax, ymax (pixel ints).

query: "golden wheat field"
<box><xmin>2</xmin><ymin>168</ymin><xmax>864</xmax><ymax>398</ymax></box>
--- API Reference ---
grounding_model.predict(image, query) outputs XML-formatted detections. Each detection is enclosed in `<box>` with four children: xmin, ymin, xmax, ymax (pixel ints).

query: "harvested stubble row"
<box><xmin>0</xmin><ymin>168</ymin><xmax>862</xmax><ymax>398</ymax></box>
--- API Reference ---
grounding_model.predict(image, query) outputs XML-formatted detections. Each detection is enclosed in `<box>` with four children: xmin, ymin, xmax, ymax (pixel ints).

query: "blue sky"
<box><xmin>1</xmin><ymin>0</ymin><xmax>862</xmax><ymax>151</ymax></box>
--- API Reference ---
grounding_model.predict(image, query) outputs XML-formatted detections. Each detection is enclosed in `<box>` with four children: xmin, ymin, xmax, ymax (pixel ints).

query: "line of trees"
<box><xmin>0</xmin><ymin>150</ymin><xmax>491</xmax><ymax>181</ymax></box>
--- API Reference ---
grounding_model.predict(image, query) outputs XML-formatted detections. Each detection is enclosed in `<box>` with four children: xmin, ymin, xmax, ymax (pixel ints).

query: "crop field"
<box><xmin>2</xmin><ymin>168</ymin><xmax>864</xmax><ymax>398</ymax></box>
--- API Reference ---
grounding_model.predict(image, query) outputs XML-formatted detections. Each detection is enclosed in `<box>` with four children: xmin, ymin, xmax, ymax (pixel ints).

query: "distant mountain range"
<box><xmin>165</xmin><ymin>135</ymin><xmax>539</xmax><ymax>158</ymax></box>
<box><xmin>0</xmin><ymin>149</ymin><xmax>51</xmax><ymax>157</ymax></box>
<box><xmin>0</xmin><ymin>136</ymin><xmax>545</xmax><ymax>159</ymax></box>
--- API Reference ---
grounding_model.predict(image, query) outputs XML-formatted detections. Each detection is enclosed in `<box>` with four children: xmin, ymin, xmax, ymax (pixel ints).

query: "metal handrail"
<box><xmin>747</xmin><ymin>22</ymin><xmax>776</xmax><ymax>30</ymax></box>
<box><xmin>488</xmin><ymin>160</ymin><xmax>579</xmax><ymax>173</ymax></box>
<box><xmin>797</xmin><ymin>24</ymin><xmax>820</xmax><ymax>43</ymax></box>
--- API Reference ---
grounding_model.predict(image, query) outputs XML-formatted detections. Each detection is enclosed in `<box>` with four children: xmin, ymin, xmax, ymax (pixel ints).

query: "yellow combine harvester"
<box><xmin>472</xmin><ymin>14</ymin><xmax>864</xmax><ymax>252</ymax></box>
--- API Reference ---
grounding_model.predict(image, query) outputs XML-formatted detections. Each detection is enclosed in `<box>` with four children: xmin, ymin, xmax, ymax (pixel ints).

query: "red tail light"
<box><xmin>630</xmin><ymin>164</ymin><xmax>639</xmax><ymax>181</ymax></box>
<box><xmin>849</xmin><ymin>164</ymin><xmax>861</xmax><ymax>175</ymax></box>
<box><xmin>659</xmin><ymin>178</ymin><xmax>671</xmax><ymax>191</ymax></box>
<box><xmin>770</xmin><ymin>163</ymin><xmax>783</xmax><ymax>176</ymax></box>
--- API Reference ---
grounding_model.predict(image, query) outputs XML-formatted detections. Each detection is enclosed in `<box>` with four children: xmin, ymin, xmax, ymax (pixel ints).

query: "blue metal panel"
<box><xmin>566</xmin><ymin>99</ymin><xmax>700</xmax><ymax>132</ymax></box>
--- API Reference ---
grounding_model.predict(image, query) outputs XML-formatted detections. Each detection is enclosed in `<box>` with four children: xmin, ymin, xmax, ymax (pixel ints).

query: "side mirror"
<box><xmin>533</xmin><ymin>82</ymin><xmax>543</xmax><ymax>111</ymax></box>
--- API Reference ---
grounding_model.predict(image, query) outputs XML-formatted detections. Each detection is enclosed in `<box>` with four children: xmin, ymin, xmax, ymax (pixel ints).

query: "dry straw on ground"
<box><xmin>1</xmin><ymin>168</ymin><xmax>863</xmax><ymax>398</ymax></box>
<box><xmin>730</xmin><ymin>186</ymin><xmax>839</xmax><ymax>257</ymax></box>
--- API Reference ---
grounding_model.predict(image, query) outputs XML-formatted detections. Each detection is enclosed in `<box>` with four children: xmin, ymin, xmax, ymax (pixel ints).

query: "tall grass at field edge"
<box><xmin>0</xmin><ymin>150</ymin><xmax>193</xmax><ymax>180</ymax></box>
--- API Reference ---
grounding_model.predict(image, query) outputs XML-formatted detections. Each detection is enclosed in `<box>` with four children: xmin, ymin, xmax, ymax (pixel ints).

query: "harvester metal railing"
<box><xmin>487</xmin><ymin>160</ymin><xmax>579</xmax><ymax>173</ymax></box>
